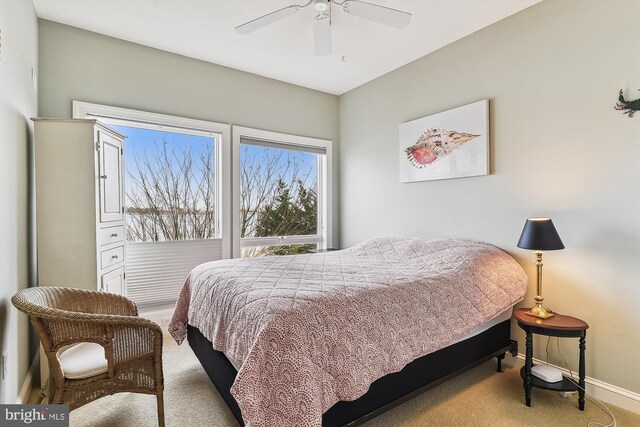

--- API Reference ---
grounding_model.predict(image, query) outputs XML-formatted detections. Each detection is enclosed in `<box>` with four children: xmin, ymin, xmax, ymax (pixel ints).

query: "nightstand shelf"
<box><xmin>519</xmin><ymin>366</ymin><xmax>578</xmax><ymax>392</ymax></box>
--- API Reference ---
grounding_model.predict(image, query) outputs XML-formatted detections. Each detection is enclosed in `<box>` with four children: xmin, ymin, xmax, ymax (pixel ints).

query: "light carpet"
<box><xmin>69</xmin><ymin>335</ymin><xmax>639</xmax><ymax>426</ymax></box>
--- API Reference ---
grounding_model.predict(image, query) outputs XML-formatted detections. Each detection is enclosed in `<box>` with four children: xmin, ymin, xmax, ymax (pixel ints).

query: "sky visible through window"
<box><xmin>113</xmin><ymin>125</ymin><xmax>317</xmax><ymax>195</ymax></box>
<box><xmin>113</xmin><ymin>125</ymin><xmax>216</xmax><ymax>197</ymax></box>
<box><xmin>240</xmin><ymin>144</ymin><xmax>317</xmax><ymax>191</ymax></box>
<box><xmin>114</xmin><ymin>124</ymin><xmax>217</xmax><ymax>242</ymax></box>
<box><xmin>239</xmin><ymin>143</ymin><xmax>319</xmax><ymax>256</ymax></box>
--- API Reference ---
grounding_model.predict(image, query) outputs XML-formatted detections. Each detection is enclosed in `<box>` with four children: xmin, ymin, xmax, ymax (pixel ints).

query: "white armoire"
<box><xmin>33</xmin><ymin>118</ymin><xmax>127</xmax><ymax>295</ymax></box>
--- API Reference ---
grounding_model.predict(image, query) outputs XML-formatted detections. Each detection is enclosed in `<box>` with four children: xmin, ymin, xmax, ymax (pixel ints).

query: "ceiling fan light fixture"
<box><xmin>313</xmin><ymin>0</ymin><xmax>329</xmax><ymax>12</ymax></box>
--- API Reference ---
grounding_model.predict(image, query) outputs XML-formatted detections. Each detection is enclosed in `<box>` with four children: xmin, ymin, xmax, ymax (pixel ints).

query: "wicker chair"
<box><xmin>12</xmin><ymin>287</ymin><xmax>165</xmax><ymax>426</ymax></box>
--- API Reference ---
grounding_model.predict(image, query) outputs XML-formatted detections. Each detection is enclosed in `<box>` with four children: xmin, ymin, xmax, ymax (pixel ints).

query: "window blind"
<box><xmin>126</xmin><ymin>239</ymin><xmax>223</xmax><ymax>307</ymax></box>
<box><xmin>240</xmin><ymin>137</ymin><xmax>327</xmax><ymax>155</ymax></box>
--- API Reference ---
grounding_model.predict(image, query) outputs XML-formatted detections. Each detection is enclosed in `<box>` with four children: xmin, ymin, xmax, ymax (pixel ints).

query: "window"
<box><xmin>233</xmin><ymin>127</ymin><xmax>332</xmax><ymax>258</ymax></box>
<box><xmin>74</xmin><ymin>101</ymin><xmax>231</xmax><ymax>306</ymax></box>
<box><xmin>112</xmin><ymin>125</ymin><xmax>218</xmax><ymax>243</ymax></box>
<box><xmin>73</xmin><ymin>103</ymin><xmax>333</xmax><ymax>306</ymax></box>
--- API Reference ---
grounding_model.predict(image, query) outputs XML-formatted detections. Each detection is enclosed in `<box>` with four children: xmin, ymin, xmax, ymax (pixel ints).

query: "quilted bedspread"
<box><xmin>169</xmin><ymin>237</ymin><xmax>527</xmax><ymax>427</ymax></box>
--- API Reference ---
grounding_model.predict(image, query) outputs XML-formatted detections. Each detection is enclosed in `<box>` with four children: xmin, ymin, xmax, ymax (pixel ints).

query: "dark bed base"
<box><xmin>187</xmin><ymin>320</ymin><xmax>515</xmax><ymax>427</ymax></box>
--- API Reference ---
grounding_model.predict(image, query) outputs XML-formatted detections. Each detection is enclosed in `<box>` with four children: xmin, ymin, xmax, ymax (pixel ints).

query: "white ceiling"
<box><xmin>32</xmin><ymin>0</ymin><xmax>540</xmax><ymax>95</ymax></box>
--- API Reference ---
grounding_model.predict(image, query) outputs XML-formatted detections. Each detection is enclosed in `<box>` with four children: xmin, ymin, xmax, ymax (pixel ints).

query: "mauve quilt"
<box><xmin>169</xmin><ymin>237</ymin><xmax>527</xmax><ymax>427</ymax></box>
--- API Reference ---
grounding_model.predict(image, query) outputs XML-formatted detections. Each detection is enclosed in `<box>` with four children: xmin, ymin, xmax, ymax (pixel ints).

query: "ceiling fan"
<box><xmin>235</xmin><ymin>0</ymin><xmax>412</xmax><ymax>57</ymax></box>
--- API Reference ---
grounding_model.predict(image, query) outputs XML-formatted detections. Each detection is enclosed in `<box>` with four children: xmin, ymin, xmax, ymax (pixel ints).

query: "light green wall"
<box><xmin>0</xmin><ymin>0</ymin><xmax>38</xmax><ymax>404</ymax></box>
<box><xmin>37</xmin><ymin>19</ymin><xmax>340</xmax><ymax>245</ymax></box>
<box><xmin>339</xmin><ymin>0</ymin><xmax>640</xmax><ymax>393</ymax></box>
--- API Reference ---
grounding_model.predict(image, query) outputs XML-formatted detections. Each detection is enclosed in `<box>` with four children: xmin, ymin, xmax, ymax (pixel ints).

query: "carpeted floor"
<box><xmin>69</xmin><ymin>335</ymin><xmax>639</xmax><ymax>426</ymax></box>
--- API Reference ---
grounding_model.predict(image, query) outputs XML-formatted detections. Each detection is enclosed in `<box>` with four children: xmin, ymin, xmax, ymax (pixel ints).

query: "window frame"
<box><xmin>73</xmin><ymin>101</ymin><xmax>232</xmax><ymax>258</ymax></box>
<box><xmin>232</xmin><ymin>126</ymin><xmax>333</xmax><ymax>258</ymax></box>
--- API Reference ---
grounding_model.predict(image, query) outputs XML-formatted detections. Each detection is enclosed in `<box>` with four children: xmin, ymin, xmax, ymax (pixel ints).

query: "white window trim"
<box><xmin>73</xmin><ymin>101</ymin><xmax>232</xmax><ymax>258</ymax></box>
<box><xmin>232</xmin><ymin>126</ymin><xmax>333</xmax><ymax>258</ymax></box>
<box><xmin>241</xmin><ymin>235</ymin><xmax>324</xmax><ymax>248</ymax></box>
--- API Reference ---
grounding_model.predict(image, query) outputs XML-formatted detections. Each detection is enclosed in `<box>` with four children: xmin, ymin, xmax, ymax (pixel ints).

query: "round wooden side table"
<box><xmin>514</xmin><ymin>308</ymin><xmax>589</xmax><ymax>410</ymax></box>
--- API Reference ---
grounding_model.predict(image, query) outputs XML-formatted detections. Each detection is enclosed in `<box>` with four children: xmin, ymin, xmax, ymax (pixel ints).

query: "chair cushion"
<box><xmin>58</xmin><ymin>342</ymin><xmax>108</xmax><ymax>379</ymax></box>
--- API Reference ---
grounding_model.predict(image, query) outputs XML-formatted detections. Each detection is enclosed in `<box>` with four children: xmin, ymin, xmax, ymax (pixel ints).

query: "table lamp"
<box><xmin>517</xmin><ymin>218</ymin><xmax>564</xmax><ymax>319</ymax></box>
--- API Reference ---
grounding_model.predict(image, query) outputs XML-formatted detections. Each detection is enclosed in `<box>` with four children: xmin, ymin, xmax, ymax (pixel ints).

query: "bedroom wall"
<box><xmin>339</xmin><ymin>0</ymin><xmax>640</xmax><ymax>395</ymax></box>
<box><xmin>0</xmin><ymin>0</ymin><xmax>38</xmax><ymax>404</ymax></box>
<box><xmin>37</xmin><ymin>19</ymin><xmax>340</xmax><ymax>246</ymax></box>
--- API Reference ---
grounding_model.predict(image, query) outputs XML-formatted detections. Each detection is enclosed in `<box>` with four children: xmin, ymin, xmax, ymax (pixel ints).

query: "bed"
<box><xmin>169</xmin><ymin>237</ymin><xmax>527</xmax><ymax>427</ymax></box>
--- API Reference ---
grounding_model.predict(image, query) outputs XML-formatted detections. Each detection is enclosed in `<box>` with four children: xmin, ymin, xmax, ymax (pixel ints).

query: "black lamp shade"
<box><xmin>517</xmin><ymin>218</ymin><xmax>565</xmax><ymax>251</ymax></box>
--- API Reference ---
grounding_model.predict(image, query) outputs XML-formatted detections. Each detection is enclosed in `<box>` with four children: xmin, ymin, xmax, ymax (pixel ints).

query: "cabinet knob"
<box><xmin>100</xmin><ymin>175</ymin><xmax>108</xmax><ymax>179</ymax></box>
<box><xmin>111</xmin><ymin>233</ymin><xmax>118</xmax><ymax>237</ymax></box>
<box><xmin>112</xmin><ymin>254</ymin><xmax>119</xmax><ymax>259</ymax></box>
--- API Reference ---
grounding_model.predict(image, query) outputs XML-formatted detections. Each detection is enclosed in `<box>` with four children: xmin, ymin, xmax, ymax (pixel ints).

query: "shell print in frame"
<box><xmin>405</xmin><ymin>128</ymin><xmax>480</xmax><ymax>168</ymax></box>
<box><xmin>399</xmin><ymin>99</ymin><xmax>489</xmax><ymax>183</ymax></box>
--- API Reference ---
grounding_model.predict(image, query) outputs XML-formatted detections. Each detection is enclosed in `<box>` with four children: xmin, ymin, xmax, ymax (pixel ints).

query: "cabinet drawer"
<box><xmin>100</xmin><ymin>245</ymin><xmax>124</xmax><ymax>270</ymax></box>
<box><xmin>99</xmin><ymin>225</ymin><xmax>125</xmax><ymax>246</ymax></box>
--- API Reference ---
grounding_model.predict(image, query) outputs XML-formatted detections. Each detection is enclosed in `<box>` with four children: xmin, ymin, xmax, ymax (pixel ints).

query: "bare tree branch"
<box><xmin>126</xmin><ymin>136</ymin><xmax>317</xmax><ymax>258</ymax></box>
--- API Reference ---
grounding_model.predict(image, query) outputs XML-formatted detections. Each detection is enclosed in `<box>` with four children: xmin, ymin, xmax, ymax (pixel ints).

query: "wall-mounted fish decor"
<box><xmin>615</xmin><ymin>89</ymin><xmax>640</xmax><ymax>118</ymax></box>
<box><xmin>405</xmin><ymin>128</ymin><xmax>479</xmax><ymax>168</ymax></box>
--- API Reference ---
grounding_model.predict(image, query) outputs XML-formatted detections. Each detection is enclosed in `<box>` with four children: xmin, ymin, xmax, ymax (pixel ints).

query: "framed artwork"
<box><xmin>399</xmin><ymin>99</ymin><xmax>489</xmax><ymax>183</ymax></box>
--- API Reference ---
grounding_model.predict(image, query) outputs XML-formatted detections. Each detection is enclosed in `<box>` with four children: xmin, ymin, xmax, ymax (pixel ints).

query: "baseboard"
<box><xmin>515</xmin><ymin>353</ymin><xmax>640</xmax><ymax>415</ymax></box>
<box><xmin>16</xmin><ymin>352</ymin><xmax>39</xmax><ymax>404</ymax></box>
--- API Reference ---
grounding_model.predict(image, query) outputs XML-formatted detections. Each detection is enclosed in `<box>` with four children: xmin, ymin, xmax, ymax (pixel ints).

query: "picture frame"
<box><xmin>399</xmin><ymin>99</ymin><xmax>489</xmax><ymax>183</ymax></box>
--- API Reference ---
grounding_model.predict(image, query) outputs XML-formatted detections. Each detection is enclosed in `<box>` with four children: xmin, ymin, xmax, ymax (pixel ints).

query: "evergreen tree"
<box><xmin>254</xmin><ymin>179</ymin><xmax>317</xmax><ymax>255</ymax></box>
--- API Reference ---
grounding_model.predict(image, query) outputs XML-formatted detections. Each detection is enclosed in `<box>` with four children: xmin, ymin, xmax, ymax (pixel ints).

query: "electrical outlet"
<box><xmin>2</xmin><ymin>352</ymin><xmax>7</xmax><ymax>380</ymax></box>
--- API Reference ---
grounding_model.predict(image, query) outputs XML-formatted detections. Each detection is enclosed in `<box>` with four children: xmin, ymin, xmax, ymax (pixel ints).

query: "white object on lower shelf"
<box><xmin>532</xmin><ymin>364</ymin><xmax>563</xmax><ymax>383</ymax></box>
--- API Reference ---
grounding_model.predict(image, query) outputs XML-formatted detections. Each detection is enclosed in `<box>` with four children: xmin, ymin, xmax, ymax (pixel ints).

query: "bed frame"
<box><xmin>187</xmin><ymin>320</ymin><xmax>517</xmax><ymax>426</ymax></box>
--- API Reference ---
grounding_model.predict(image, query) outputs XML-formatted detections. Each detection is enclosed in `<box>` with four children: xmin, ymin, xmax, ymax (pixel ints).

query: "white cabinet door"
<box><xmin>98</xmin><ymin>130</ymin><xmax>124</xmax><ymax>223</ymax></box>
<box><xmin>101</xmin><ymin>266</ymin><xmax>125</xmax><ymax>295</ymax></box>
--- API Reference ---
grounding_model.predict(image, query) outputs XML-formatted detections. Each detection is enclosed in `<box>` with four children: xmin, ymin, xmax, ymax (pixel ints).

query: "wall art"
<box><xmin>615</xmin><ymin>89</ymin><xmax>640</xmax><ymax>118</ymax></box>
<box><xmin>399</xmin><ymin>99</ymin><xmax>489</xmax><ymax>183</ymax></box>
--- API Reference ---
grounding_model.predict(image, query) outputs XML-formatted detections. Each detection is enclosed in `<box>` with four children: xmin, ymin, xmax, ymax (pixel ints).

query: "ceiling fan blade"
<box><xmin>235</xmin><ymin>5</ymin><xmax>302</xmax><ymax>35</ymax></box>
<box><xmin>341</xmin><ymin>0</ymin><xmax>411</xmax><ymax>28</ymax></box>
<box><xmin>314</xmin><ymin>14</ymin><xmax>332</xmax><ymax>57</ymax></box>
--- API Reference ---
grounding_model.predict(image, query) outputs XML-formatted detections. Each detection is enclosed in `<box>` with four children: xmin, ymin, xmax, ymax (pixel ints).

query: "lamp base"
<box><xmin>525</xmin><ymin>305</ymin><xmax>554</xmax><ymax>319</ymax></box>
